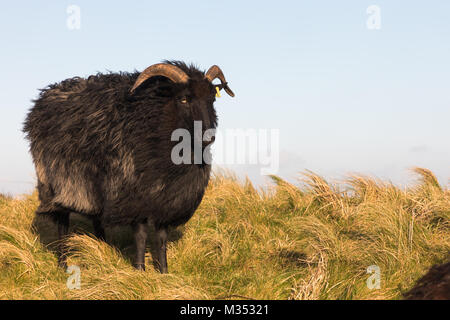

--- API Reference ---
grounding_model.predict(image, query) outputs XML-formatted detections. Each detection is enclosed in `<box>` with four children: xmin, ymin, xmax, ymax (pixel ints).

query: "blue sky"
<box><xmin>1</xmin><ymin>1</ymin><xmax>449</xmax><ymax>194</ymax></box>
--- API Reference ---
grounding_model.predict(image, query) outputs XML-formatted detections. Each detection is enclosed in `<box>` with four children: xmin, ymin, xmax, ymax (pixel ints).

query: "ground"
<box><xmin>0</xmin><ymin>168</ymin><xmax>448</xmax><ymax>299</ymax></box>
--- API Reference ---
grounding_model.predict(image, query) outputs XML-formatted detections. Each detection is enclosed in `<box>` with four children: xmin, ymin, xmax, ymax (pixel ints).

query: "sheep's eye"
<box><xmin>180</xmin><ymin>97</ymin><xmax>188</xmax><ymax>104</ymax></box>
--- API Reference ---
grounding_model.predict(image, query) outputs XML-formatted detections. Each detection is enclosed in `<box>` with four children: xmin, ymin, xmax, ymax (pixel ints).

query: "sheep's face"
<box><xmin>130</xmin><ymin>61</ymin><xmax>234</xmax><ymax>161</ymax></box>
<box><xmin>165</xmin><ymin>78</ymin><xmax>219</xmax><ymax>164</ymax></box>
<box><xmin>175</xmin><ymin>79</ymin><xmax>218</xmax><ymax>134</ymax></box>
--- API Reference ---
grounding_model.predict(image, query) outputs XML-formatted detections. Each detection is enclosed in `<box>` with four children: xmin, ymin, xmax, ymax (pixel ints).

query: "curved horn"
<box><xmin>205</xmin><ymin>65</ymin><xmax>235</xmax><ymax>97</ymax></box>
<box><xmin>130</xmin><ymin>63</ymin><xmax>189</xmax><ymax>93</ymax></box>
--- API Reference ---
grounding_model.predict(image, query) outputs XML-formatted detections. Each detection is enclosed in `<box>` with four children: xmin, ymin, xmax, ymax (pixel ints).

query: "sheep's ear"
<box><xmin>130</xmin><ymin>63</ymin><xmax>189</xmax><ymax>94</ymax></box>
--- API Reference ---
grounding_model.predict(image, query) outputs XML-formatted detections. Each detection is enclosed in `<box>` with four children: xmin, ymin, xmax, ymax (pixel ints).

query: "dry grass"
<box><xmin>0</xmin><ymin>168</ymin><xmax>449</xmax><ymax>300</ymax></box>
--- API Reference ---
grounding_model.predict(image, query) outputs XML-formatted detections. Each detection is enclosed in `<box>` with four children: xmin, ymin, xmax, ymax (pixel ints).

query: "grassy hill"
<box><xmin>0</xmin><ymin>168</ymin><xmax>449</xmax><ymax>299</ymax></box>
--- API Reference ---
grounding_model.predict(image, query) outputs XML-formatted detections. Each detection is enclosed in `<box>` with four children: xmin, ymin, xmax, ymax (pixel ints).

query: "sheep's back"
<box><xmin>24</xmin><ymin>74</ymin><xmax>137</xmax><ymax>215</ymax></box>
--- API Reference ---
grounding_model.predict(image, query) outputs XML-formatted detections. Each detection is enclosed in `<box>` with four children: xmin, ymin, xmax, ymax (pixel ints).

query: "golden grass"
<box><xmin>0</xmin><ymin>168</ymin><xmax>449</xmax><ymax>300</ymax></box>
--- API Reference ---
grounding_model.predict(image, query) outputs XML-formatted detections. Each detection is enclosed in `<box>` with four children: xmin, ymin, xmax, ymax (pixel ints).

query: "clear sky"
<box><xmin>1</xmin><ymin>1</ymin><xmax>449</xmax><ymax>195</ymax></box>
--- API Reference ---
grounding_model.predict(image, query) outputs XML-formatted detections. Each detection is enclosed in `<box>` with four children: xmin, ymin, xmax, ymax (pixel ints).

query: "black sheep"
<box><xmin>23</xmin><ymin>61</ymin><xmax>234</xmax><ymax>273</ymax></box>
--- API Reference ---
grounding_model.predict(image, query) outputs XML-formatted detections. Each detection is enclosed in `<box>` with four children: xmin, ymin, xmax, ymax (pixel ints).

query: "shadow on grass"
<box><xmin>278</xmin><ymin>249</ymin><xmax>309</xmax><ymax>268</ymax></box>
<box><xmin>31</xmin><ymin>213</ymin><xmax>184</xmax><ymax>271</ymax></box>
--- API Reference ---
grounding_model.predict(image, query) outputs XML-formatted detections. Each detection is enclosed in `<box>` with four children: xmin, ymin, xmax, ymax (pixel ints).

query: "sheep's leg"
<box><xmin>154</xmin><ymin>227</ymin><xmax>168</xmax><ymax>274</ymax></box>
<box><xmin>92</xmin><ymin>216</ymin><xmax>106</xmax><ymax>241</ymax></box>
<box><xmin>133</xmin><ymin>221</ymin><xmax>148</xmax><ymax>271</ymax></box>
<box><xmin>56</xmin><ymin>211</ymin><xmax>70</xmax><ymax>269</ymax></box>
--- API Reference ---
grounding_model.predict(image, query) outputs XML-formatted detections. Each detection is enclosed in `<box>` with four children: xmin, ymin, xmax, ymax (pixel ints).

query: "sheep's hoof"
<box><xmin>134</xmin><ymin>263</ymin><xmax>145</xmax><ymax>271</ymax></box>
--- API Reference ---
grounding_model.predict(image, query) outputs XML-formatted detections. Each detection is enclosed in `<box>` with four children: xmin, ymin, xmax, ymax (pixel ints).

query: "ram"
<box><xmin>23</xmin><ymin>61</ymin><xmax>234</xmax><ymax>273</ymax></box>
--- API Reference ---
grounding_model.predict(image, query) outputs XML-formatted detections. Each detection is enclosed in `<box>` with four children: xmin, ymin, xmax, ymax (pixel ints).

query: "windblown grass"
<box><xmin>0</xmin><ymin>168</ymin><xmax>448</xmax><ymax>299</ymax></box>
